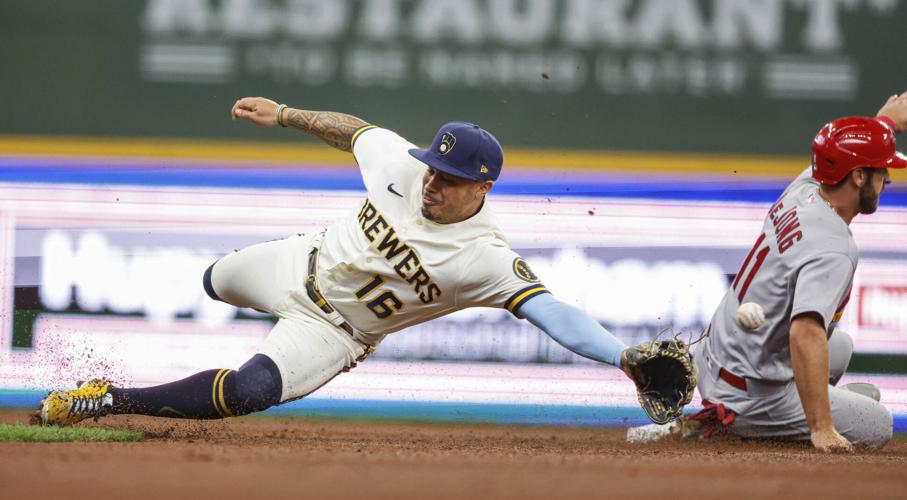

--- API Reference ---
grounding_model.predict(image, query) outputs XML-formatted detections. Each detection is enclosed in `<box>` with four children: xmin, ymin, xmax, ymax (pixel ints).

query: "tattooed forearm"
<box><xmin>284</xmin><ymin>109</ymin><xmax>370</xmax><ymax>152</ymax></box>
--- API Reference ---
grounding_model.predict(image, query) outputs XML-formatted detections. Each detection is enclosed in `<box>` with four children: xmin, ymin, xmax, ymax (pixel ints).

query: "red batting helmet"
<box><xmin>811</xmin><ymin>116</ymin><xmax>907</xmax><ymax>185</ymax></box>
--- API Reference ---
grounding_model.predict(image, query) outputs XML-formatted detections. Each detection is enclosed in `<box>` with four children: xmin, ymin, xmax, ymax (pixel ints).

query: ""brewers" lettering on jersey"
<box><xmin>357</xmin><ymin>198</ymin><xmax>442</xmax><ymax>304</ymax></box>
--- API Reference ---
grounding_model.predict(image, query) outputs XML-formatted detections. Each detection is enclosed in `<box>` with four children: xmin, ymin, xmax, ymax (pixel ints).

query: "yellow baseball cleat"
<box><xmin>36</xmin><ymin>379</ymin><xmax>113</xmax><ymax>426</ymax></box>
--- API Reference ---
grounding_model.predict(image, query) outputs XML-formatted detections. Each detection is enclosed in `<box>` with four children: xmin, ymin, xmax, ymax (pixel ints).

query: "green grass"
<box><xmin>0</xmin><ymin>424</ymin><xmax>143</xmax><ymax>443</ymax></box>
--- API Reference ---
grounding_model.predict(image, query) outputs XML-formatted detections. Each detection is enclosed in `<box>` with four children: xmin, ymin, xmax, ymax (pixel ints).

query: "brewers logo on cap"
<box><xmin>439</xmin><ymin>132</ymin><xmax>456</xmax><ymax>155</ymax></box>
<box><xmin>512</xmin><ymin>258</ymin><xmax>540</xmax><ymax>283</ymax></box>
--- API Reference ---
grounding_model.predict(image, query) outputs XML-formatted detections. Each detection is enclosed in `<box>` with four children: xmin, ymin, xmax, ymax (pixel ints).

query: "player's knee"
<box><xmin>203</xmin><ymin>260</ymin><xmax>223</xmax><ymax>302</ymax></box>
<box><xmin>845</xmin><ymin>402</ymin><xmax>893</xmax><ymax>449</ymax></box>
<box><xmin>864</xmin><ymin>406</ymin><xmax>894</xmax><ymax>449</ymax></box>
<box><xmin>230</xmin><ymin>354</ymin><xmax>283</xmax><ymax>415</ymax></box>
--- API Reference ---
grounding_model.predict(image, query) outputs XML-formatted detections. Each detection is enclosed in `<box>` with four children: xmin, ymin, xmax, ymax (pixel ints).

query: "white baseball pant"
<box><xmin>208</xmin><ymin>232</ymin><xmax>369</xmax><ymax>403</ymax></box>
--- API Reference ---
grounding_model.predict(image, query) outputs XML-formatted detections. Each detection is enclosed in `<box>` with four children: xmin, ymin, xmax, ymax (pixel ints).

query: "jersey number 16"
<box><xmin>355</xmin><ymin>275</ymin><xmax>404</xmax><ymax>319</ymax></box>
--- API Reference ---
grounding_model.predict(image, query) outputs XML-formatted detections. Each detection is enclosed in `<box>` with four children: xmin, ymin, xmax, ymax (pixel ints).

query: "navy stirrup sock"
<box><xmin>109</xmin><ymin>354</ymin><xmax>282</xmax><ymax>419</ymax></box>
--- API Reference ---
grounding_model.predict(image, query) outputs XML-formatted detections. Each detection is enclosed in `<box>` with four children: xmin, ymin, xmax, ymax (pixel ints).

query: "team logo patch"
<box><xmin>439</xmin><ymin>132</ymin><xmax>456</xmax><ymax>155</ymax></box>
<box><xmin>512</xmin><ymin>258</ymin><xmax>540</xmax><ymax>283</ymax></box>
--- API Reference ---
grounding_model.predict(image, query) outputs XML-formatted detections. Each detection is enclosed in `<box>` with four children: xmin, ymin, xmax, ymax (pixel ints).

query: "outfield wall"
<box><xmin>2</xmin><ymin>157</ymin><xmax>907</xmax><ymax>392</ymax></box>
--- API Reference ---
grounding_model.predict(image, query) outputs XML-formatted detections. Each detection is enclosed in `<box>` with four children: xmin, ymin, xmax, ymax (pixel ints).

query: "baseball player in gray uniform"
<box><xmin>36</xmin><ymin>97</ymin><xmax>693</xmax><ymax>427</ymax></box>
<box><xmin>683</xmin><ymin>93</ymin><xmax>907</xmax><ymax>452</ymax></box>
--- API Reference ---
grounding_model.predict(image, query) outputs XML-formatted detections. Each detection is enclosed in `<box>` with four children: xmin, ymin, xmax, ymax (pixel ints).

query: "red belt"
<box><xmin>718</xmin><ymin>368</ymin><xmax>747</xmax><ymax>391</ymax></box>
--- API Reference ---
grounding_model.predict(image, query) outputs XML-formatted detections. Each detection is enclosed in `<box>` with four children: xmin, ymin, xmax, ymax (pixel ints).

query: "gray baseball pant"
<box><xmin>694</xmin><ymin>330</ymin><xmax>893</xmax><ymax>448</ymax></box>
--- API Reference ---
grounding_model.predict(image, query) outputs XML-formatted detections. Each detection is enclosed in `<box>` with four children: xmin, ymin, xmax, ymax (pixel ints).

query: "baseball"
<box><xmin>736</xmin><ymin>302</ymin><xmax>765</xmax><ymax>330</ymax></box>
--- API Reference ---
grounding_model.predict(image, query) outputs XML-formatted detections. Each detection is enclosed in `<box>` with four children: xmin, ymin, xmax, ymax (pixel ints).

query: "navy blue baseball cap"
<box><xmin>408</xmin><ymin>122</ymin><xmax>504</xmax><ymax>181</ymax></box>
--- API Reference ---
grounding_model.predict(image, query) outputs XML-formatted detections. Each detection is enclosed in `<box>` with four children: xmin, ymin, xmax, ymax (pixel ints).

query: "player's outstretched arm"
<box><xmin>231</xmin><ymin>96</ymin><xmax>371</xmax><ymax>152</ymax></box>
<box><xmin>790</xmin><ymin>313</ymin><xmax>853</xmax><ymax>453</ymax></box>
<box><xmin>520</xmin><ymin>294</ymin><xmax>696</xmax><ymax>424</ymax></box>
<box><xmin>518</xmin><ymin>293</ymin><xmax>627</xmax><ymax>369</ymax></box>
<box><xmin>876</xmin><ymin>91</ymin><xmax>907</xmax><ymax>132</ymax></box>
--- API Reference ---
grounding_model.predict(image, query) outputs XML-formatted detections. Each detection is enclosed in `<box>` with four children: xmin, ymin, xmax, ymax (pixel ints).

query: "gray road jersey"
<box><xmin>703</xmin><ymin>168</ymin><xmax>858</xmax><ymax>382</ymax></box>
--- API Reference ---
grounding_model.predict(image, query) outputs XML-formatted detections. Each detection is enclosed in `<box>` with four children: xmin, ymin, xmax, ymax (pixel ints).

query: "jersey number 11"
<box><xmin>733</xmin><ymin>232</ymin><xmax>769</xmax><ymax>303</ymax></box>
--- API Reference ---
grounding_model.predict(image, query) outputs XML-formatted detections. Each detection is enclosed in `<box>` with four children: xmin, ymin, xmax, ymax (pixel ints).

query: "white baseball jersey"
<box><xmin>703</xmin><ymin>168</ymin><xmax>857</xmax><ymax>382</ymax></box>
<box><xmin>316</xmin><ymin>126</ymin><xmax>549</xmax><ymax>338</ymax></box>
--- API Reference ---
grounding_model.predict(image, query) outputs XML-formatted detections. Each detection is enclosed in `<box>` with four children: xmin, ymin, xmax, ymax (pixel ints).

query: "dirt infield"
<box><xmin>1</xmin><ymin>409</ymin><xmax>905</xmax><ymax>500</ymax></box>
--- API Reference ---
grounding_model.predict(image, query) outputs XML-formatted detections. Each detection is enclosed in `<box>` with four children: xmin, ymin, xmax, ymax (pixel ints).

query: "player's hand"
<box><xmin>810</xmin><ymin>427</ymin><xmax>853</xmax><ymax>453</ymax></box>
<box><xmin>232</xmin><ymin>97</ymin><xmax>281</xmax><ymax>127</ymax></box>
<box><xmin>876</xmin><ymin>92</ymin><xmax>907</xmax><ymax>133</ymax></box>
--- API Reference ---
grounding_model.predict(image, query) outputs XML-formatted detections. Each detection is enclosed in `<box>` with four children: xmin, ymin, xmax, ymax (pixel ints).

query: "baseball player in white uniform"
<box><xmin>633</xmin><ymin>93</ymin><xmax>907</xmax><ymax>452</ymax></box>
<box><xmin>38</xmin><ymin>97</ymin><xmax>661</xmax><ymax>426</ymax></box>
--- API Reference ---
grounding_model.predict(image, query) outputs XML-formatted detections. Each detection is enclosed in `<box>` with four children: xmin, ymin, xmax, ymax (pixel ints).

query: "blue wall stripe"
<box><xmin>4</xmin><ymin>158</ymin><xmax>907</xmax><ymax>205</ymax></box>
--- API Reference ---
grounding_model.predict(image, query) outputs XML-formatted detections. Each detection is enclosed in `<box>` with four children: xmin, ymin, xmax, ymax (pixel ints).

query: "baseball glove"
<box><xmin>624</xmin><ymin>338</ymin><xmax>698</xmax><ymax>425</ymax></box>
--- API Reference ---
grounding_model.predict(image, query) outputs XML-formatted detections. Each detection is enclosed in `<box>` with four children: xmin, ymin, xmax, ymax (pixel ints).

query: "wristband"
<box><xmin>276</xmin><ymin>104</ymin><xmax>288</xmax><ymax>127</ymax></box>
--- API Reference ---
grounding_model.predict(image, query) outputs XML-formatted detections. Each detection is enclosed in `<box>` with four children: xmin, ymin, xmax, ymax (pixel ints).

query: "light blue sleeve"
<box><xmin>517</xmin><ymin>293</ymin><xmax>627</xmax><ymax>368</ymax></box>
